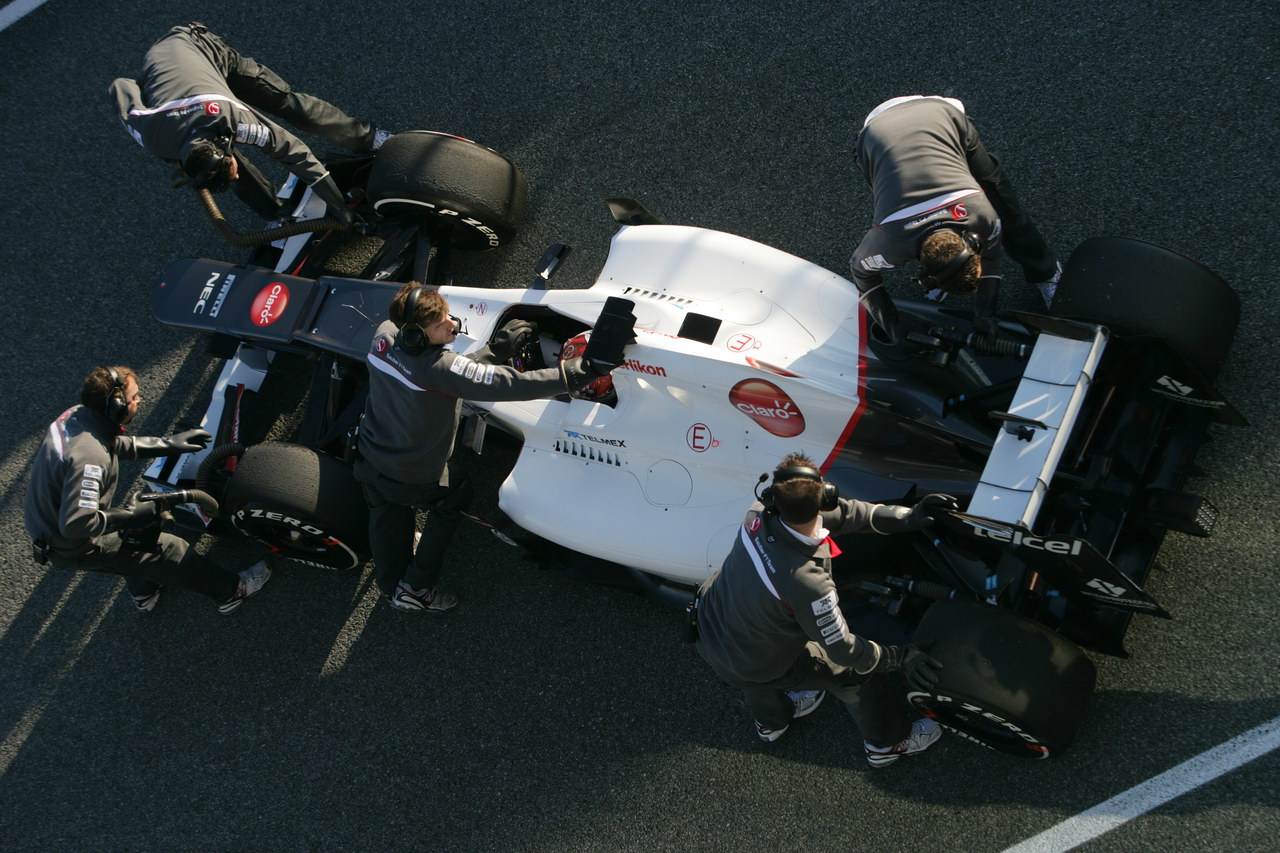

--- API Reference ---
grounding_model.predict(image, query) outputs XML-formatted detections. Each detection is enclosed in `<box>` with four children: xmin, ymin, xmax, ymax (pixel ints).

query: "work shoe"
<box><xmin>371</xmin><ymin>128</ymin><xmax>395</xmax><ymax>151</ymax></box>
<box><xmin>865</xmin><ymin>717</ymin><xmax>942</xmax><ymax>768</ymax></box>
<box><xmin>390</xmin><ymin>583</ymin><xmax>458</xmax><ymax>613</ymax></box>
<box><xmin>755</xmin><ymin>690</ymin><xmax>826</xmax><ymax>742</ymax></box>
<box><xmin>131</xmin><ymin>588</ymin><xmax>162</xmax><ymax>612</ymax></box>
<box><xmin>218</xmin><ymin>560</ymin><xmax>272</xmax><ymax>615</ymax></box>
<box><xmin>1033</xmin><ymin>262</ymin><xmax>1063</xmax><ymax>308</ymax></box>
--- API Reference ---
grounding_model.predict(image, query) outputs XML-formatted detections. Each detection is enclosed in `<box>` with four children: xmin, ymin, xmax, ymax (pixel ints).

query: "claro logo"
<box><xmin>250</xmin><ymin>282</ymin><xmax>290</xmax><ymax>327</ymax></box>
<box><xmin>729</xmin><ymin>378</ymin><xmax>805</xmax><ymax>437</ymax></box>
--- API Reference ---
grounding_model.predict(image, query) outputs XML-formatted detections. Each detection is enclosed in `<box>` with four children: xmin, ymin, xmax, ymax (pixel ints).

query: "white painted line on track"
<box><xmin>0</xmin><ymin>0</ymin><xmax>50</xmax><ymax>32</ymax></box>
<box><xmin>1003</xmin><ymin>714</ymin><xmax>1280</xmax><ymax>853</ymax></box>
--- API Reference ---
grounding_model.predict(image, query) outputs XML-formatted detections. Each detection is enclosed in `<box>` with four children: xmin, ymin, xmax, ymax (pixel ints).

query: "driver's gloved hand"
<box><xmin>488</xmin><ymin>320</ymin><xmax>538</xmax><ymax>363</ymax></box>
<box><xmin>127</xmin><ymin>429</ymin><xmax>213</xmax><ymax>459</ymax></box>
<box><xmin>583</xmin><ymin>297</ymin><xmax>637</xmax><ymax>375</ymax></box>
<box><xmin>874</xmin><ymin>642</ymin><xmax>944</xmax><ymax>692</ymax></box>
<box><xmin>560</xmin><ymin>356</ymin><xmax>604</xmax><ymax>391</ymax></box>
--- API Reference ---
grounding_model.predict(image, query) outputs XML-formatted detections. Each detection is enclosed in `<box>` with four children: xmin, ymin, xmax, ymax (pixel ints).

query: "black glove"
<box><xmin>876</xmin><ymin>642</ymin><xmax>944</xmax><ymax>692</ymax></box>
<box><xmin>583</xmin><ymin>297</ymin><xmax>637</xmax><ymax>375</ymax></box>
<box><xmin>102</xmin><ymin>500</ymin><xmax>161</xmax><ymax>534</ymax></box>
<box><xmin>311</xmin><ymin>175</ymin><xmax>355</xmax><ymax>226</ymax></box>
<box><xmin>128</xmin><ymin>429</ymin><xmax>213</xmax><ymax>459</ymax></box>
<box><xmin>488</xmin><ymin>320</ymin><xmax>537</xmax><ymax>363</ymax></box>
<box><xmin>861</xmin><ymin>284</ymin><xmax>902</xmax><ymax>346</ymax></box>
<box><xmin>905</xmin><ymin>493</ymin><xmax>959</xmax><ymax>529</ymax></box>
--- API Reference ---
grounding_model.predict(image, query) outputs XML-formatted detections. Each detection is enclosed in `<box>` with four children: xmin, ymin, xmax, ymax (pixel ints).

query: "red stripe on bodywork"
<box><xmin>819</xmin><ymin>302</ymin><xmax>869</xmax><ymax>474</ymax></box>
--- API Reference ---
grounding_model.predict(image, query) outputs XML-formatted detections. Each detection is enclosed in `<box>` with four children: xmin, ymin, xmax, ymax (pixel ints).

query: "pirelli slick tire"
<box><xmin>366</xmin><ymin>131</ymin><xmax>527</xmax><ymax>250</ymax></box>
<box><xmin>1052</xmin><ymin>236</ymin><xmax>1238</xmax><ymax>380</ymax></box>
<box><xmin>222</xmin><ymin>442</ymin><xmax>369</xmax><ymax>571</ymax></box>
<box><xmin>907</xmin><ymin>600</ymin><xmax>1096</xmax><ymax>759</ymax></box>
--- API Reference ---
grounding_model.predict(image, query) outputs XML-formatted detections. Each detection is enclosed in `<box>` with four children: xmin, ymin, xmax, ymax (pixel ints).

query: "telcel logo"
<box><xmin>251</xmin><ymin>282</ymin><xmax>289</xmax><ymax>327</ymax></box>
<box><xmin>967</xmin><ymin>523</ymin><xmax>1083</xmax><ymax>555</ymax></box>
<box><xmin>729</xmin><ymin>378</ymin><xmax>805</xmax><ymax>437</ymax></box>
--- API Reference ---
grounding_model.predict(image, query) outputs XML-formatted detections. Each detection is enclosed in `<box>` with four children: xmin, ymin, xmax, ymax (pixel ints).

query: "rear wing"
<box><xmin>945</xmin><ymin>511</ymin><xmax>1170</xmax><ymax>618</ymax></box>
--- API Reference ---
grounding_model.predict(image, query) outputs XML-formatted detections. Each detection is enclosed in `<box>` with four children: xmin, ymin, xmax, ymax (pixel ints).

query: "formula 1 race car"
<box><xmin>144</xmin><ymin>134</ymin><xmax>1244</xmax><ymax>759</ymax></box>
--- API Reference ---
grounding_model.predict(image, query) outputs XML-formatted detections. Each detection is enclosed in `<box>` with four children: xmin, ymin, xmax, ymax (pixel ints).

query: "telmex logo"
<box><xmin>729</xmin><ymin>378</ymin><xmax>805</xmax><ymax>437</ymax></box>
<box><xmin>966</xmin><ymin>523</ymin><xmax>1083</xmax><ymax>555</ymax></box>
<box><xmin>251</xmin><ymin>282</ymin><xmax>289</xmax><ymax>327</ymax></box>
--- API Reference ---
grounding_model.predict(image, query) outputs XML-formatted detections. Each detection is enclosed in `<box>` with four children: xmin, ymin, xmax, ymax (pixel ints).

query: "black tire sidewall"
<box><xmin>366</xmin><ymin>131</ymin><xmax>528</xmax><ymax>250</ymax></box>
<box><xmin>223</xmin><ymin>442</ymin><xmax>369</xmax><ymax>570</ymax></box>
<box><xmin>910</xmin><ymin>601</ymin><xmax>1096</xmax><ymax>758</ymax></box>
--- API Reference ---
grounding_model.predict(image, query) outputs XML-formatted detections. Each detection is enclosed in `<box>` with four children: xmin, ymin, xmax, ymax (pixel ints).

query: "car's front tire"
<box><xmin>222</xmin><ymin>442</ymin><xmax>369</xmax><ymax>571</ymax></box>
<box><xmin>366</xmin><ymin>131</ymin><xmax>527</xmax><ymax>251</ymax></box>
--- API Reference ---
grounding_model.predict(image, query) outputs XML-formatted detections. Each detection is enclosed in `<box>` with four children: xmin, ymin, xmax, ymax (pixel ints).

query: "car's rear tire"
<box><xmin>222</xmin><ymin>442</ymin><xmax>369</xmax><ymax>570</ymax></box>
<box><xmin>908</xmin><ymin>600</ymin><xmax>1096</xmax><ymax>759</ymax></box>
<box><xmin>1052</xmin><ymin>236</ymin><xmax>1238</xmax><ymax>380</ymax></box>
<box><xmin>366</xmin><ymin>131</ymin><xmax>527</xmax><ymax>250</ymax></box>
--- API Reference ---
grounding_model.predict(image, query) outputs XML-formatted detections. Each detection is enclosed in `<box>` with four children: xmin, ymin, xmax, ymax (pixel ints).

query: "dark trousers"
<box><xmin>963</xmin><ymin>136</ymin><xmax>1059</xmax><ymax>284</ymax></box>
<box><xmin>354</xmin><ymin>458</ymin><xmax>474</xmax><ymax>597</ymax></box>
<box><xmin>186</xmin><ymin>24</ymin><xmax>375</xmax><ymax>218</ymax></box>
<box><xmin>742</xmin><ymin>642</ymin><xmax>914</xmax><ymax>749</ymax></box>
<box><xmin>51</xmin><ymin>531</ymin><xmax>238</xmax><ymax>602</ymax></box>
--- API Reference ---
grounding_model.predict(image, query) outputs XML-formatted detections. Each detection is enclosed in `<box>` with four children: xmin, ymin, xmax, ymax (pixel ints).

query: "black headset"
<box><xmin>182</xmin><ymin>134</ymin><xmax>234</xmax><ymax>190</ymax></box>
<box><xmin>756</xmin><ymin>465</ymin><xmax>839</xmax><ymax>514</ymax></box>
<box><xmin>398</xmin><ymin>283</ymin><xmax>429</xmax><ymax>354</ymax></box>
<box><xmin>102</xmin><ymin>366</ymin><xmax>129</xmax><ymax>425</ymax></box>
<box><xmin>916</xmin><ymin>229</ymin><xmax>982</xmax><ymax>290</ymax></box>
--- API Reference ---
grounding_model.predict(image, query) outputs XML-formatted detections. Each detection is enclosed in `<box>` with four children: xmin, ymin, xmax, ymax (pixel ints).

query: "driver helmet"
<box><xmin>560</xmin><ymin>332</ymin><xmax>616</xmax><ymax>403</ymax></box>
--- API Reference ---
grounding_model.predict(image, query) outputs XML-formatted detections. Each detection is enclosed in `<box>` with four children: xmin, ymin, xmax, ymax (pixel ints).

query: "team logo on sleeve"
<box><xmin>950</xmin><ymin>203</ymin><xmax>967</xmax><ymax>219</ymax></box>
<box><xmin>811</xmin><ymin>590</ymin><xmax>837</xmax><ymax>616</ymax></box>
<box><xmin>83</xmin><ymin>464</ymin><xmax>103</xmax><ymax>480</ymax></box>
<box><xmin>205</xmin><ymin>102</ymin><xmax>221</xmax><ymax>115</ymax></box>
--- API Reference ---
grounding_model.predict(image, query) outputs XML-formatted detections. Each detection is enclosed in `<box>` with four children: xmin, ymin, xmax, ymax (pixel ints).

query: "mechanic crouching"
<box><xmin>693</xmin><ymin>454</ymin><xmax>955</xmax><ymax>767</ymax></box>
<box><xmin>356</xmin><ymin>282</ymin><xmax>636</xmax><ymax>612</ymax></box>
<box><xmin>850</xmin><ymin>95</ymin><xmax>1061</xmax><ymax>340</ymax></box>
<box><xmin>110</xmin><ymin>22</ymin><xmax>392</xmax><ymax>223</ymax></box>
<box><xmin>23</xmin><ymin>366</ymin><xmax>271</xmax><ymax>614</ymax></box>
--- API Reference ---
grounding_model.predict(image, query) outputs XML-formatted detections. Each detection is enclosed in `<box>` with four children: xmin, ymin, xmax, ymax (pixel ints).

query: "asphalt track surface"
<box><xmin>1</xmin><ymin>2</ymin><xmax>1277</xmax><ymax>851</ymax></box>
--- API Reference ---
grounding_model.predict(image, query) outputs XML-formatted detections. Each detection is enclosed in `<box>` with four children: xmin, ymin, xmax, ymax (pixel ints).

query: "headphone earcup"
<box><xmin>400</xmin><ymin>324</ymin><xmax>426</xmax><ymax>354</ymax></box>
<box><xmin>103</xmin><ymin>367</ymin><xmax>127</xmax><ymax>424</ymax></box>
<box><xmin>760</xmin><ymin>486</ymin><xmax>775</xmax><ymax>512</ymax></box>
<box><xmin>821</xmin><ymin>483</ymin><xmax>839</xmax><ymax>511</ymax></box>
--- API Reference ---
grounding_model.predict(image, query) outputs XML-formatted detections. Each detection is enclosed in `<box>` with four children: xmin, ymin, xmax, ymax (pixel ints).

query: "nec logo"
<box><xmin>729</xmin><ymin>379</ymin><xmax>805</xmax><ymax>437</ymax></box>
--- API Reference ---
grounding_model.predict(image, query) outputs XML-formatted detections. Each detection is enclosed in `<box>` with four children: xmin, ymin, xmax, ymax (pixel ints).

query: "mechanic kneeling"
<box><xmin>110</xmin><ymin>22</ymin><xmax>392</xmax><ymax>223</ymax></box>
<box><xmin>694</xmin><ymin>453</ymin><xmax>955</xmax><ymax>767</ymax></box>
<box><xmin>24</xmin><ymin>366</ymin><xmax>270</xmax><ymax>615</ymax></box>
<box><xmin>356</xmin><ymin>282</ymin><xmax>636</xmax><ymax>613</ymax></box>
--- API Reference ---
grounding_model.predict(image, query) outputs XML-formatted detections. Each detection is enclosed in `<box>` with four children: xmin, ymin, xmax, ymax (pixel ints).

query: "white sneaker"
<box><xmin>218</xmin><ymin>560</ymin><xmax>272</xmax><ymax>615</ymax></box>
<box><xmin>865</xmin><ymin>717</ymin><xmax>942</xmax><ymax>768</ymax></box>
<box><xmin>1033</xmin><ymin>262</ymin><xmax>1063</xmax><ymax>308</ymax></box>
<box><xmin>131</xmin><ymin>588</ymin><xmax>162</xmax><ymax>612</ymax></box>
<box><xmin>372</xmin><ymin>129</ymin><xmax>395</xmax><ymax>151</ymax></box>
<box><xmin>754</xmin><ymin>690</ymin><xmax>826</xmax><ymax>742</ymax></box>
<box><xmin>390</xmin><ymin>583</ymin><xmax>459</xmax><ymax>613</ymax></box>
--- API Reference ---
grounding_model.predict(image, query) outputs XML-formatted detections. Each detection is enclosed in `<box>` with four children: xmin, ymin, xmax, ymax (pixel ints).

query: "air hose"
<box><xmin>196</xmin><ymin>188</ymin><xmax>357</xmax><ymax>246</ymax></box>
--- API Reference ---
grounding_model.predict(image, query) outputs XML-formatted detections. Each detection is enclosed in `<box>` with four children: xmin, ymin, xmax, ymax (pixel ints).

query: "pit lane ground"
<box><xmin>0</xmin><ymin>1</ymin><xmax>1276</xmax><ymax>850</ymax></box>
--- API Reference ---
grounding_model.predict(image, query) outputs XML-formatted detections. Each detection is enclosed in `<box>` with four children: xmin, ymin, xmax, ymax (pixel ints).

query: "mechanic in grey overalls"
<box><xmin>693</xmin><ymin>453</ymin><xmax>954</xmax><ymax>767</ymax></box>
<box><xmin>850</xmin><ymin>96</ymin><xmax>1061</xmax><ymax>340</ymax></box>
<box><xmin>24</xmin><ymin>366</ymin><xmax>270</xmax><ymax>614</ymax></box>
<box><xmin>110</xmin><ymin>22</ymin><xmax>390</xmax><ymax>221</ymax></box>
<box><xmin>355</xmin><ymin>283</ymin><xmax>635</xmax><ymax>613</ymax></box>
